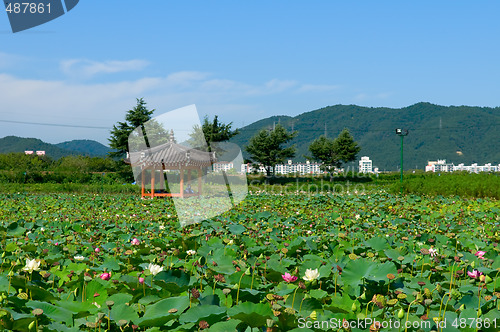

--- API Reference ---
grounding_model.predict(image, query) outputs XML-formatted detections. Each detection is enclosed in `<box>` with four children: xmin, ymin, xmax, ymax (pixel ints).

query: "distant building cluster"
<box><xmin>274</xmin><ymin>160</ymin><xmax>323</xmax><ymax>175</ymax></box>
<box><xmin>236</xmin><ymin>157</ymin><xmax>379</xmax><ymax>175</ymax></box>
<box><xmin>25</xmin><ymin>151</ymin><xmax>45</xmax><ymax>156</ymax></box>
<box><xmin>240</xmin><ymin>160</ymin><xmax>324</xmax><ymax>175</ymax></box>
<box><xmin>212</xmin><ymin>161</ymin><xmax>234</xmax><ymax>172</ymax></box>
<box><xmin>425</xmin><ymin>160</ymin><xmax>500</xmax><ymax>173</ymax></box>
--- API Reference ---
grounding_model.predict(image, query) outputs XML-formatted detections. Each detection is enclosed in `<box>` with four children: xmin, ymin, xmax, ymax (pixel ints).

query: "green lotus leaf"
<box><xmin>138</xmin><ymin>296</ymin><xmax>190</xmax><ymax>327</ymax></box>
<box><xmin>207</xmin><ymin>319</ymin><xmax>242</xmax><ymax>331</ymax></box>
<box><xmin>178</xmin><ymin>304</ymin><xmax>226</xmax><ymax>324</ymax></box>
<box><xmin>110</xmin><ymin>303</ymin><xmax>139</xmax><ymax>325</ymax></box>
<box><xmin>26</xmin><ymin>300</ymin><xmax>73</xmax><ymax>326</ymax></box>
<box><xmin>341</xmin><ymin>258</ymin><xmax>397</xmax><ymax>294</ymax></box>
<box><xmin>228</xmin><ymin>302</ymin><xmax>273</xmax><ymax>328</ymax></box>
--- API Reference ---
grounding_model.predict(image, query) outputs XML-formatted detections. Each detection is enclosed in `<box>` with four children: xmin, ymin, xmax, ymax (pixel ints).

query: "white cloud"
<box><xmin>60</xmin><ymin>59</ymin><xmax>150</xmax><ymax>78</ymax></box>
<box><xmin>298</xmin><ymin>84</ymin><xmax>339</xmax><ymax>93</ymax></box>
<box><xmin>264</xmin><ymin>79</ymin><xmax>298</xmax><ymax>93</ymax></box>
<box><xmin>0</xmin><ymin>70</ymin><xmax>344</xmax><ymax>143</ymax></box>
<box><xmin>354</xmin><ymin>91</ymin><xmax>393</xmax><ymax>101</ymax></box>
<box><xmin>0</xmin><ymin>52</ymin><xmax>28</xmax><ymax>70</ymax></box>
<box><xmin>164</xmin><ymin>71</ymin><xmax>211</xmax><ymax>86</ymax></box>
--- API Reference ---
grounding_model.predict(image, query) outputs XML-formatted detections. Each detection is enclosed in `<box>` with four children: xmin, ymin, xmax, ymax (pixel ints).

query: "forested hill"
<box><xmin>0</xmin><ymin>136</ymin><xmax>110</xmax><ymax>159</ymax></box>
<box><xmin>230</xmin><ymin>102</ymin><xmax>500</xmax><ymax>171</ymax></box>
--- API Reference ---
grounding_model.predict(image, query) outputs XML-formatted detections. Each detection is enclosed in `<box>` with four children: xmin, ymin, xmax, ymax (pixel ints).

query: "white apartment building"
<box><xmin>241</xmin><ymin>160</ymin><xmax>323</xmax><ymax>175</ymax></box>
<box><xmin>275</xmin><ymin>160</ymin><xmax>323</xmax><ymax>175</ymax></box>
<box><xmin>24</xmin><ymin>151</ymin><xmax>45</xmax><ymax>156</ymax></box>
<box><xmin>358</xmin><ymin>156</ymin><xmax>373</xmax><ymax>173</ymax></box>
<box><xmin>240</xmin><ymin>163</ymin><xmax>267</xmax><ymax>174</ymax></box>
<box><xmin>426</xmin><ymin>160</ymin><xmax>500</xmax><ymax>173</ymax></box>
<box><xmin>212</xmin><ymin>161</ymin><xmax>234</xmax><ymax>172</ymax></box>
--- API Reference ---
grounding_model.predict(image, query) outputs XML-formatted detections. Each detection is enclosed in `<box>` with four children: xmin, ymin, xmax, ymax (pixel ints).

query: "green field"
<box><xmin>0</xmin><ymin>190</ymin><xmax>498</xmax><ymax>331</ymax></box>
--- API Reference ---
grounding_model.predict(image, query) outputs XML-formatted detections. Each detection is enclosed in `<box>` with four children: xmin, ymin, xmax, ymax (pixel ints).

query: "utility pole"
<box><xmin>395</xmin><ymin>128</ymin><xmax>409</xmax><ymax>194</ymax></box>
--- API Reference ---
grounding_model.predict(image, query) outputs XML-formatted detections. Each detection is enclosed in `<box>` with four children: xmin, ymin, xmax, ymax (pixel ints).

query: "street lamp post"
<box><xmin>395</xmin><ymin>128</ymin><xmax>409</xmax><ymax>194</ymax></box>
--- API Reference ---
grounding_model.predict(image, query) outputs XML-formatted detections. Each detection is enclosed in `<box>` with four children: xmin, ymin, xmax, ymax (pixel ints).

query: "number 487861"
<box><xmin>5</xmin><ymin>2</ymin><xmax>51</xmax><ymax>14</ymax></box>
<box><xmin>452</xmin><ymin>318</ymin><xmax>497</xmax><ymax>329</ymax></box>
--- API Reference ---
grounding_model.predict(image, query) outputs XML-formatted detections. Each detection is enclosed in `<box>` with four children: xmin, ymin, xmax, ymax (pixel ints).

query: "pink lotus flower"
<box><xmin>94</xmin><ymin>247</ymin><xmax>100</xmax><ymax>253</ymax></box>
<box><xmin>138</xmin><ymin>277</ymin><xmax>145</xmax><ymax>284</ymax></box>
<box><xmin>131</xmin><ymin>238</ymin><xmax>140</xmax><ymax>245</ymax></box>
<box><xmin>475</xmin><ymin>251</ymin><xmax>486</xmax><ymax>260</ymax></box>
<box><xmin>467</xmin><ymin>269</ymin><xmax>482</xmax><ymax>279</ymax></box>
<box><xmin>99</xmin><ymin>272</ymin><xmax>111</xmax><ymax>281</ymax></box>
<box><xmin>281</xmin><ymin>272</ymin><xmax>298</xmax><ymax>283</ymax></box>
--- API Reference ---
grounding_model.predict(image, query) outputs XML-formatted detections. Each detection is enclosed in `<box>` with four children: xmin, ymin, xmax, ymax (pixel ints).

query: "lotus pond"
<box><xmin>0</xmin><ymin>192</ymin><xmax>499</xmax><ymax>331</ymax></box>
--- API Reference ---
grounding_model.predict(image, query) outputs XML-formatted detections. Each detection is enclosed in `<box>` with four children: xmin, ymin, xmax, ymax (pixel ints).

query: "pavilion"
<box><xmin>127</xmin><ymin>131</ymin><xmax>215</xmax><ymax>199</ymax></box>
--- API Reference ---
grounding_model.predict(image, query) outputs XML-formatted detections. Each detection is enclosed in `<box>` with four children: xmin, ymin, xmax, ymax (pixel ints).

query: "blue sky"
<box><xmin>1</xmin><ymin>1</ymin><xmax>500</xmax><ymax>145</ymax></box>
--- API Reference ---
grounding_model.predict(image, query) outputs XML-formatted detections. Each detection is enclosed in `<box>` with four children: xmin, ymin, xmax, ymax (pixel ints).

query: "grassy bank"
<box><xmin>396</xmin><ymin>171</ymin><xmax>500</xmax><ymax>199</ymax></box>
<box><xmin>0</xmin><ymin>183</ymin><xmax>139</xmax><ymax>194</ymax></box>
<box><xmin>0</xmin><ymin>172</ymin><xmax>498</xmax><ymax>199</ymax></box>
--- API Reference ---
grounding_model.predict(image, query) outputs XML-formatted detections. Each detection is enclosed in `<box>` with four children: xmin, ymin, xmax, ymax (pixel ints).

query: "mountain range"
<box><xmin>1</xmin><ymin>102</ymin><xmax>499</xmax><ymax>170</ymax></box>
<box><xmin>0</xmin><ymin>136</ymin><xmax>110</xmax><ymax>159</ymax></box>
<box><xmin>230</xmin><ymin>102</ymin><xmax>500</xmax><ymax>170</ymax></box>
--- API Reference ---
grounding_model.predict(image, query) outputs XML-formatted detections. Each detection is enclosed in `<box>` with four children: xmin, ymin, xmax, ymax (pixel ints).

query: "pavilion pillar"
<box><xmin>180</xmin><ymin>168</ymin><xmax>184</xmax><ymax>198</ymax></box>
<box><xmin>197</xmin><ymin>167</ymin><xmax>202</xmax><ymax>196</ymax></box>
<box><xmin>151</xmin><ymin>169</ymin><xmax>155</xmax><ymax>199</ymax></box>
<box><xmin>141</xmin><ymin>168</ymin><xmax>145</xmax><ymax>198</ymax></box>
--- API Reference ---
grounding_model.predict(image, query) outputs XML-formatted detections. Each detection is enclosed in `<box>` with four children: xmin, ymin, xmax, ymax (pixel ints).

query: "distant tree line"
<box><xmin>244</xmin><ymin>124</ymin><xmax>361</xmax><ymax>178</ymax></box>
<box><xmin>0</xmin><ymin>153</ymin><xmax>132</xmax><ymax>184</ymax></box>
<box><xmin>1</xmin><ymin>98</ymin><xmax>362</xmax><ymax>185</ymax></box>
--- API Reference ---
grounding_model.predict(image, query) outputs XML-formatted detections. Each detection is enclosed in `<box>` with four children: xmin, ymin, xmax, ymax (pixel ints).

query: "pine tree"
<box><xmin>108</xmin><ymin>98</ymin><xmax>167</xmax><ymax>158</ymax></box>
<box><xmin>188</xmin><ymin>115</ymin><xmax>239</xmax><ymax>154</ymax></box>
<box><xmin>333</xmin><ymin>128</ymin><xmax>361</xmax><ymax>165</ymax></box>
<box><xmin>308</xmin><ymin>128</ymin><xmax>361</xmax><ymax>177</ymax></box>
<box><xmin>245</xmin><ymin>124</ymin><xmax>297</xmax><ymax>176</ymax></box>
<box><xmin>308</xmin><ymin>135</ymin><xmax>340</xmax><ymax>171</ymax></box>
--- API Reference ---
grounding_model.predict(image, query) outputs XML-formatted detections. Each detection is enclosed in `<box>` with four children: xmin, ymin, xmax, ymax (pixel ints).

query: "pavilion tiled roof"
<box><xmin>126</xmin><ymin>131</ymin><xmax>215</xmax><ymax>168</ymax></box>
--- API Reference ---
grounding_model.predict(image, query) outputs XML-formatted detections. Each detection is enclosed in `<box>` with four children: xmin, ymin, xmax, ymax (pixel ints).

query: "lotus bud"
<box><xmin>398</xmin><ymin>308</ymin><xmax>405</xmax><ymax>319</ymax></box>
<box><xmin>28</xmin><ymin>321</ymin><xmax>35</xmax><ymax>330</ymax></box>
<box><xmin>360</xmin><ymin>292</ymin><xmax>366</xmax><ymax>300</ymax></box>
<box><xmin>351</xmin><ymin>302</ymin><xmax>357</xmax><ymax>312</ymax></box>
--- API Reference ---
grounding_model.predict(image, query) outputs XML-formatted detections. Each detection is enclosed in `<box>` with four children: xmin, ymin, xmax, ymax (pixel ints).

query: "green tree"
<box><xmin>188</xmin><ymin>115</ymin><xmax>239</xmax><ymax>154</ymax></box>
<box><xmin>308</xmin><ymin>128</ymin><xmax>361</xmax><ymax>177</ymax></box>
<box><xmin>308</xmin><ymin>135</ymin><xmax>339</xmax><ymax>172</ymax></box>
<box><xmin>108</xmin><ymin>98</ymin><xmax>167</xmax><ymax>158</ymax></box>
<box><xmin>333</xmin><ymin>128</ymin><xmax>361</xmax><ymax>166</ymax></box>
<box><xmin>245</xmin><ymin>124</ymin><xmax>297</xmax><ymax>176</ymax></box>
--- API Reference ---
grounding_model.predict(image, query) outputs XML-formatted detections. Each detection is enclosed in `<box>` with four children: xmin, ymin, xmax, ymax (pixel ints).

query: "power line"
<box><xmin>1</xmin><ymin>118</ymin><xmax>498</xmax><ymax>135</ymax></box>
<box><xmin>236</xmin><ymin>122</ymin><xmax>500</xmax><ymax>134</ymax></box>
<box><xmin>0</xmin><ymin>119</ymin><xmax>110</xmax><ymax>130</ymax></box>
